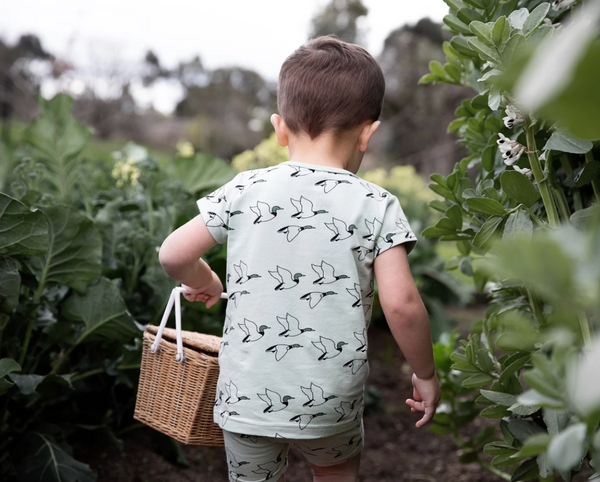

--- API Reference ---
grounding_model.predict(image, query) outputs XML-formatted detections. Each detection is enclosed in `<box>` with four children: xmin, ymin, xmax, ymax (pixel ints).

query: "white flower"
<box><xmin>513</xmin><ymin>165</ymin><xmax>533</xmax><ymax>179</ymax></box>
<box><xmin>502</xmin><ymin>144</ymin><xmax>526</xmax><ymax>166</ymax></box>
<box><xmin>497</xmin><ymin>133</ymin><xmax>522</xmax><ymax>154</ymax></box>
<box><xmin>503</xmin><ymin>105</ymin><xmax>523</xmax><ymax>128</ymax></box>
<box><xmin>552</xmin><ymin>0</ymin><xmax>577</xmax><ymax>11</ymax></box>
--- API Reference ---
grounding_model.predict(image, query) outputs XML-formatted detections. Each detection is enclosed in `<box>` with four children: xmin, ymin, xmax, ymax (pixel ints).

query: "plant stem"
<box><xmin>559</xmin><ymin>155</ymin><xmax>583</xmax><ymax>211</ymax></box>
<box><xmin>527</xmin><ymin>287</ymin><xmax>546</xmax><ymax>326</ymax></box>
<box><xmin>523</xmin><ymin>118</ymin><xmax>560</xmax><ymax>228</ymax></box>
<box><xmin>578</xmin><ymin>310</ymin><xmax>593</xmax><ymax>347</ymax></box>
<box><xmin>585</xmin><ymin>151</ymin><xmax>600</xmax><ymax>203</ymax></box>
<box><xmin>479</xmin><ymin>460</ymin><xmax>511</xmax><ymax>481</ymax></box>
<box><xmin>18</xmin><ymin>317</ymin><xmax>35</xmax><ymax>367</ymax></box>
<box><xmin>546</xmin><ymin>151</ymin><xmax>571</xmax><ymax>222</ymax></box>
<box><xmin>71</xmin><ymin>367</ymin><xmax>105</xmax><ymax>382</ymax></box>
<box><xmin>146</xmin><ymin>193</ymin><xmax>154</xmax><ymax>237</ymax></box>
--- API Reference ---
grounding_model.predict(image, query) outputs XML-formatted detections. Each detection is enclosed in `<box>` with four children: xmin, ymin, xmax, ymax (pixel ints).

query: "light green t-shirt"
<box><xmin>196</xmin><ymin>160</ymin><xmax>417</xmax><ymax>438</ymax></box>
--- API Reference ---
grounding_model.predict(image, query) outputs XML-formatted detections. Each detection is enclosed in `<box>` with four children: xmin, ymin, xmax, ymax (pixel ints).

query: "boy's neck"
<box><xmin>286</xmin><ymin>130</ymin><xmax>364</xmax><ymax>174</ymax></box>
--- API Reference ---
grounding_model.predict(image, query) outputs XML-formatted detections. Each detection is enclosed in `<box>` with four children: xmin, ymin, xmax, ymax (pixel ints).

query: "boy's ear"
<box><xmin>270</xmin><ymin>114</ymin><xmax>289</xmax><ymax>147</ymax></box>
<box><xmin>358</xmin><ymin>120</ymin><xmax>381</xmax><ymax>153</ymax></box>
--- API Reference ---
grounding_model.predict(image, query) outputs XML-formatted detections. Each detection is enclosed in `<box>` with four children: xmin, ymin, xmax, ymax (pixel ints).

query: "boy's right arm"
<box><xmin>373</xmin><ymin>243</ymin><xmax>441</xmax><ymax>427</ymax></box>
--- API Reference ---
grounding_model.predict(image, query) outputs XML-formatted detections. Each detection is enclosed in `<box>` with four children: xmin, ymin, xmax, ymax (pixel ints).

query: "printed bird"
<box><xmin>206</xmin><ymin>187</ymin><xmax>227</xmax><ymax>203</ymax></box>
<box><xmin>276</xmin><ymin>313</ymin><xmax>314</xmax><ymax>337</ymax></box>
<box><xmin>224</xmin><ymin>315</ymin><xmax>235</xmax><ymax>334</ymax></box>
<box><xmin>361</xmin><ymin>182</ymin><xmax>389</xmax><ymax>201</ymax></box>
<box><xmin>257</xmin><ymin>388</ymin><xmax>294</xmax><ymax>413</ymax></box>
<box><xmin>220</xmin><ymin>410</ymin><xmax>239</xmax><ymax>426</ymax></box>
<box><xmin>214</xmin><ymin>390</ymin><xmax>224</xmax><ymax>407</ymax></box>
<box><xmin>334</xmin><ymin>399</ymin><xmax>358</xmax><ymax>422</ymax></box>
<box><xmin>352</xmin><ymin>245</ymin><xmax>374</xmax><ymax>261</ymax></box>
<box><xmin>252</xmin><ymin>450</ymin><xmax>285</xmax><ymax>479</ymax></box>
<box><xmin>325</xmin><ymin>435</ymin><xmax>362</xmax><ymax>458</ymax></box>
<box><xmin>277</xmin><ymin>224</ymin><xmax>315</xmax><ymax>242</ymax></box>
<box><xmin>311</xmin><ymin>260</ymin><xmax>349</xmax><ymax>284</ymax></box>
<box><xmin>219</xmin><ymin>341</ymin><xmax>229</xmax><ymax>356</ymax></box>
<box><xmin>343</xmin><ymin>358</ymin><xmax>368</xmax><ymax>375</ymax></box>
<box><xmin>229</xmin><ymin>290</ymin><xmax>250</xmax><ymax>307</ymax></box>
<box><xmin>312</xmin><ymin>336</ymin><xmax>347</xmax><ymax>360</ymax></box>
<box><xmin>354</xmin><ymin>329</ymin><xmax>367</xmax><ymax>352</ymax></box>
<box><xmin>289</xmin><ymin>412</ymin><xmax>326</xmax><ymax>430</ymax></box>
<box><xmin>395</xmin><ymin>217</ymin><xmax>415</xmax><ymax>238</ymax></box>
<box><xmin>225</xmin><ymin>209</ymin><xmax>243</xmax><ymax>217</ymax></box>
<box><xmin>205</xmin><ymin>211</ymin><xmax>233</xmax><ymax>231</ymax></box>
<box><xmin>235</xmin><ymin>178</ymin><xmax>266</xmax><ymax>193</ymax></box>
<box><xmin>269</xmin><ymin>265</ymin><xmax>305</xmax><ymax>290</ymax></box>
<box><xmin>290</xmin><ymin>196</ymin><xmax>329</xmax><ymax>218</ymax></box>
<box><xmin>226</xmin><ymin>448</ymin><xmax>250</xmax><ymax>468</ymax></box>
<box><xmin>238</xmin><ymin>319</ymin><xmax>270</xmax><ymax>343</ymax></box>
<box><xmin>315</xmin><ymin>178</ymin><xmax>352</xmax><ymax>193</ymax></box>
<box><xmin>363</xmin><ymin>217</ymin><xmax>383</xmax><ymax>240</ymax></box>
<box><xmin>234</xmin><ymin>260</ymin><xmax>261</xmax><ymax>284</ymax></box>
<box><xmin>325</xmin><ymin>217</ymin><xmax>357</xmax><ymax>241</ymax></box>
<box><xmin>239</xmin><ymin>434</ymin><xmax>258</xmax><ymax>443</ymax></box>
<box><xmin>301</xmin><ymin>382</ymin><xmax>338</xmax><ymax>407</ymax></box>
<box><xmin>295</xmin><ymin>444</ymin><xmax>326</xmax><ymax>455</ymax></box>
<box><xmin>225</xmin><ymin>381</ymin><xmax>250</xmax><ymax>404</ymax></box>
<box><xmin>300</xmin><ymin>291</ymin><xmax>337</xmax><ymax>309</ymax></box>
<box><xmin>346</xmin><ymin>283</ymin><xmax>363</xmax><ymax>308</ymax></box>
<box><xmin>229</xmin><ymin>471</ymin><xmax>246</xmax><ymax>482</ymax></box>
<box><xmin>288</xmin><ymin>165</ymin><xmax>316</xmax><ymax>177</ymax></box>
<box><xmin>250</xmin><ymin>201</ymin><xmax>284</xmax><ymax>224</ymax></box>
<box><xmin>265</xmin><ymin>343</ymin><xmax>302</xmax><ymax>361</ymax></box>
<box><xmin>365</xmin><ymin>279</ymin><xmax>375</xmax><ymax>298</ymax></box>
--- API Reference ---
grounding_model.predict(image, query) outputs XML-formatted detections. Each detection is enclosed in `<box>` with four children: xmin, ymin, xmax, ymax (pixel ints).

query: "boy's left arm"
<box><xmin>158</xmin><ymin>213</ymin><xmax>222</xmax><ymax>306</ymax></box>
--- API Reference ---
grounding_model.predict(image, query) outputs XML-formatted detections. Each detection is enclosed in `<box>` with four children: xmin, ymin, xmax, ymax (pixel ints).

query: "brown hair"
<box><xmin>277</xmin><ymin>35</ymin><xmax>385</xmax><ymax>140</ymax></box>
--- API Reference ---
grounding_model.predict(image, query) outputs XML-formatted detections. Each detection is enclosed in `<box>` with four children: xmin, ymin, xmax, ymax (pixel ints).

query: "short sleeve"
<box><xmin>374</xmin><ymin>194</ymin><xmax>418</xmax><ymax>257</ymax></box>
<box><xmin>196</xmin><ymin>173</ymin><xmax>242</xmax><ymax>244</ymax></box>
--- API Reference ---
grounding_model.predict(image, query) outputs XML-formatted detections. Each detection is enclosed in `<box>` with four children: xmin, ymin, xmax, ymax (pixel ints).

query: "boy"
<box><xmin>159</xmin><ymin>35</ymin><xmax>440</xmax><ymax>482</ymax></box>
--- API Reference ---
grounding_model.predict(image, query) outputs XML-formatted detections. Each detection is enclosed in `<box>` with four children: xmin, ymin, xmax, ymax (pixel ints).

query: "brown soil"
<box><xmin>74</xmin><ymin>324</ymin><xmax>513</xmax><ymax>482</ymax></box>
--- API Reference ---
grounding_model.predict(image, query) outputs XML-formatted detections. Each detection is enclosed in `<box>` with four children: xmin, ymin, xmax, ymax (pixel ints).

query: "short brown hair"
<box><xmin>277</xmin><ymin>35</ymin><xmax>385</xmax><ymax>140</ymax></box>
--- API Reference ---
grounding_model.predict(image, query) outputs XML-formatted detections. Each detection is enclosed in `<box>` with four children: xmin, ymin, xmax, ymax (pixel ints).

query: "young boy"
<box><xmin>159</xmin><ymin>35</ymin><xmax>440</xmax><ymax>482</ymax></box>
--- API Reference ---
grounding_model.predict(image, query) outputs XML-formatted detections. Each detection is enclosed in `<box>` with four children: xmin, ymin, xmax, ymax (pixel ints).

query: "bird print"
<box><xmin>325</xmin><ymin>435</ymin><xmax>362</xmax><ymax>458</ymax></box>
<box><xmin>295</xmin><ymin>444</ymin><xmax>326</xmax><ymax>456</ymax></box>
<box><xmin>252</xmin><ymin>450</ymin><xmax>285</xmax><ymax>479</ymax></box>
<box><xmin>289</xmin><ymin>412</ymin><xmax>326</xmax><ymax>430</ymax></box>
<box><xmin>220</xmin><ymin>410</ymin><xmax>240</xmax><ymax>426</ymax></box>
<box><xmin>206</xmin><ymin>187</ymin><xmax>227</xmax><ymax>203</ymax></box>
<box><xmin>311</xmin><ymin>260</ymin><xmax>349</xmax><ymax>284</ymax></box>
<box><xmin>366</xmin><ymin>278</ymin><xmax>375</xmax><ymax>299</ymax></box>
<box><xmin>214</xmin><ymin>390</ymin><xmax>224</xmax><ymax>407</ymax></box>
<box><xmin>257</xmin><ymin>389</ymin><xmax>294</xmax><ymax>413</ymax></box>
<box><xmin>250</xmin><ymin>201</ymin><xmax>284</xmax><ymax>223</ymax></box>
<box><xmin>363</xmin><ymin>217</ymin><xmax>383</xmax><ymax>240</ymax></box>
<box><xmin>315</xmin><ymin>178</ymin><xmax>352</xmax><ymax>193</ymax></box>
<box><xmin>290</xmin><ymin>196</ymin><xmax>329</xmax><ymax>219</ymax></box>
<box><xmin>361</xmin><ymin>182</ymin><xmax>389</xmax><ymax>201</ymax></box>
<box><xmin>225</xmin><ymin>381</ymin><xmax>250</xmax><ymax>404</ymax></box>
<box><xmin>239</xmin><ymin>434</ymin><xmax>258</xmax><ymax>443</ymax></box>
<box><xmin>224</xmin><ymin>315</ymin><xmax>235</xmax><ymax>334</ymax></box>
<box><xmin>225</xmin><ymin>209</ymin><xmax>243</xmax><ymax>217</ymax></box>
<box><xmin>301</xmin><ymin>382</ymin><xmax>338</xmax><ymax>407</ymax></box>
<box><xmin>229</xmin><ymin>471</ymin><xmax>246</xmax><ymax>482</ymax></box>
<box><xmin>287</xmin><ymin>165</ymin><xmax>316</xmax><ymax>177</ymax></box>
<box><xmin>346</xmin><ymin>283</ymin><xmax>363</xmax><ymax>308</ymax></box>
<box><xmin>226</xmin><ymin>448</ymin><xmax>250</xmax><ymax>468</ymax></box>
<box><xmin>235</xmin><ymin>178</ymin><xmax>267</xmax><ymax>193</ymax></box>
<box><xmin>277</xmin><ymin>224</ymin><xmax>315</xmax><ymax>242</ymax></box>
<box><xmin>238</xmin><ymin>319</ymin><xmax>270</xmax><ymax>343</ymax></box>
<box><xmin>300</xmin><ymin>291</ymin><xmax>337</xmax><ymax>309</ymax></box>
<box><xmin>354</xmin><ymin>329</ymin><xmax>367</xmax><ymax>352</ymax></box>
<box><xmin>265</xmin><ymin>343</ymin><xmax>302</xmax><ymax>361</ymax></box>
<box><xmin>312</xmin><ymin>336</ymin><xmax>348</xmax><ymax>360</ymax></box>
<box><xmin>396</xmin><ymin>216</ymin><xmax>415</xmax><ymax>238</ymax></box>
<box><xmin>219</xmin><ymin>341</ymin><xmax>229</xmax><ymax>356</ymax></box>
<box><xmin>205</xmin><ymin>211</ymin><xmax>233</xmax><ymax>231</ymax></box>
<box><xmin>234</xmin><ymin>260</ymin><xmax>261</xmax><ymax>284</ymax></box>
<box><xmin>343</xmin><ymin>358</ymin><xmax>368</xmax><ymax>375</ymax></box>
<box><xmin>269</xmin><ymin>265</ymin><xmax>305</xmax><ymax>290</ymax></box>
<box><xmin>276</xmin><ymin>313</ymin><xmax>314</xmax><ymax>337</ymax></box>
<box><xmin>325</xmin><ymin>217</ymin><xmax>357</xmax><ymax>241</ymax></box>
<box><xmin>352</xmin><ymin>245</ymin><xmax>374</xmax><ymax>261</ymax></box>
<box><xmin>334</xmin><ymin>399</ymin><xmax>358</xmax><ymax>422</ymax></box>
<box><xmin>229</xmin><ymin>290</ymin><xmax>250</xmax><ymax>308</ymax></box>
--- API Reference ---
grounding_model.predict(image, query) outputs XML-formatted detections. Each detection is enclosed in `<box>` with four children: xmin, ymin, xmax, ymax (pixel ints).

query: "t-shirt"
<box><xmin>196</xmin><ymin>159</ymin><xmax>417</xmax><ymax>438</ymax></box>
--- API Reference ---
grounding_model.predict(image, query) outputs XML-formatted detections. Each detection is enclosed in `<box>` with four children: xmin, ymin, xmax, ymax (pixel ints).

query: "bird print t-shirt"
<box><xmin>196</xmin><ymin>159</ymin><xmax>417</xmax><ymax>439</ymax></box>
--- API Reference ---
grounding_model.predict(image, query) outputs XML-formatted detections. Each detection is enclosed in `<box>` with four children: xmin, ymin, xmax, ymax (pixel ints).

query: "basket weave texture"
<box><xmin>134</xmin><ymin>324</ymin><xmax>224</xmax><ymax>446</ymax></box>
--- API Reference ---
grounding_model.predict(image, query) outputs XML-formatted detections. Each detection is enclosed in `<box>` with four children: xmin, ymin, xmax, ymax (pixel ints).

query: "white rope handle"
<box><xmin>150</xmin><ymin>286</ymin><xmax>229</xmax><ymax>363</ymax></box>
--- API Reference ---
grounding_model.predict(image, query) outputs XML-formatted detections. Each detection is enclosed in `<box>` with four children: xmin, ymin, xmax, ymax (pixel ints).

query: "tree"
<box><xmin>309</xmin><ymin>0</ymin><xmax>368</xmax><ymax>45</ymax></box>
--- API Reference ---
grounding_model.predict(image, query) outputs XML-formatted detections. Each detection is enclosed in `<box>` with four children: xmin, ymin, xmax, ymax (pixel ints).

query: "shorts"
<box><xmin>223</xmin><ymin>418</ymin><xmax>364</xmax><ymax>482</ymax></box>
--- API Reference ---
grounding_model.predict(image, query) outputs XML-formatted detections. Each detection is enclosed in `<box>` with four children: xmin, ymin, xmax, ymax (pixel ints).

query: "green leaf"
<box><xmin>508</xmin><ymin>8</ymin><xmax>529</xmax><ymax>30</ymax></box>
<box><xmin>431</xmin><ymin>173</ymin><xmax>448</xmax><ymax>187</ymax></box>
<box><xmin>463</xmin><ymin>0</ymin><xmax>485</xmax><ymax>8</ymax></box>
<box><xmin>165</xmin><ymin>153</ymin><xmax>236</xmax><ymax>196</ymax></box>
<box><xmin>467</xmin><ymin>38</ymin><xmax>502</xmax><ymax>64</ymax></box>
<box><xmin>510</xmin><ymin>458</ymin><xmax>539</xmax><ymax>482</ymax></box>
<box><xmin>448</xmin><ymin>117</ymin><xmax>468</xmax><ymax>132</ymax></box>
<box><xmin>18</xmin><ymin>431</ymin><xmax>97</xmax><ymax>482</ymax></box>
<box><xmin>25</xmin><ymin>205</ymin><xmax>102</xmax><ymax>294</ymax></box>
<box><xmin>502</xmin><ymin>34</ymin><xmax>527</xmax><ymax>66</ymax></box>
<box><xmin>507</xmin><ymin>419</ymin><xmax>546</xmax><ymax>443</ymax></box>
<box><xmin>523</xmin><ymin>371</ymin><xmax>562</xmax><ymax>400</ymax></box>
<box><xmin>62</xmin><ymin>277</ymin><xmax>140</xmax><ymax>344</ymax></box>
<box><xmin>574</xmin><ymin>160</ymin><xmax>600</xmax><ymax>187</ymax></box>
<box><xmin>457</xmin><ymin>7</ymin><xmax>484</xmax><ymax>25</ymax></box>
<box><xmin>547</xmin><ymin>423</ymin><xmax>587</xmax><ymax>472</ymax></box>
<box><xmin>543</xmin><ymin>408</ymin><xmax>569</xmax><ymax>435</ymax></box>
<box><xmin>570</xmin><ymin>204</ymin><xmax>600</xmax><ymax>228</ymax></box>
<box><xmin>502</xmin><ymin>210</ymin><xmax>533</xmax><ymax>242</ymax></box>
<box><xmin>481</xmin><ymin>405</ymin><xmax>511</xmax><ymax>418</ymax></box>
<box><xmin>543</xmin><ymin>129</ymin><xmax>593</xmax><ymax>154</ymax></box>
<box><xmin>445</xmin><ymin>63</ymin><xmax>463</xmax><ymax>83</ymax></box>
<box><xmin>466</xmin><ymin>198</ymin><xmax>506</xmax><ymax>216</ymax></box>
<box><xmin>484</xmin><ymin>442</ymin><xmax>519</xmax><ymax>456</ymax></box>
<box><xmin>492</xmin><ymin>16</ymin><xmax>510</xmax><ymax>48</ymax></box>
<box><xmin>446</xmin><ymin>204</ymin><xmax>463</xmax><ymax>230</ymax></box>
<box><xmin>22</xmin><ymin>94</ymin><xmax>94</xmax><ymax>197</ymax></box>
<box><xmin>470</xmin><ymin>21</ymin><xmax>494</xmax><ymax>46</ymax></box>
<box><xmin>517</xmin><ymin>389</ymin><xmax>563</xmax><ymax>409</ymax></box>
<box><xmin>8</xmin><ymin>374</ymin><xmax>44</xmax><ymax>395</ymax></box>
<box><xmin>463</xmin><ymin>373</ymin><xmax>494</xmax><ymax>388</ymax></box>
<box><xmin>429</xmin><ymin>183</ymin><xmax>455</xmax><ymax>200</ymax></box>
<box><xmin>0</xmin><ymin>358</ymin><xmax>21</xmax><ymax>378</ymax></box>
<box><xmin>500</xmin><ymin>170</ymin><xmax>541</xmax><ymax>208</ymax></box>
<box><xmin>429</xmin><ymin>200</ymin><xmax>450</xmax><ymax>213</ymax></box>
<box><xmin>472</xmin><ymin>215</ymin><xmax>503</xmax><ymax>249</ymax></box>
<box><xmin>443</xmin><ymin>14</ymin><xmax>473</xmax><ymax>35</ymax></box>
<box><xmin>482</xmin><ymin>145</ymin><xmax>496</xmax><ymax>171</ymax></box>
<box><xmin>0</xmin><ymin>194</ymin><xmax>48</xmax><ymax>256</ymax></box>
<box><xmin>517</xmin><ymin>433</ymin><xmax>552</xmax><ymax>457</ymax></box>
<box><xmin>480</xmin><ymin>389</ymin><xmax>517</xmax><ymax>406</ymax></box>
<box><xmin>0</xmin><ymin>256</ymin><xmax>21</xmax><ymax>313</ymax></box>
<box><xmin>450</xmin><ymin>36</ymin><xmax>479</xmax><ymax>58</ymax></box>
<box><xmin>429</xmin><ymin>60</ymin><xmax>447</xmax><ymax>79</ymax></box>
<box><xmin>523</xmin><ymin>3</ymin><xmax>550</xmax><ymax>37</ymax></box>
<box><xmin>418</xmin><ymin>73</ymin><xmax>440</xmax><ymax>84</ymax></box>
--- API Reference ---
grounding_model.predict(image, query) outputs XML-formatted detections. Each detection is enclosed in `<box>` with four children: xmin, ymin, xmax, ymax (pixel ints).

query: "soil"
<box><xmin>74</xmin><ymin>323</ymin><xmax>593</xmax><ymax>482</ymax></box>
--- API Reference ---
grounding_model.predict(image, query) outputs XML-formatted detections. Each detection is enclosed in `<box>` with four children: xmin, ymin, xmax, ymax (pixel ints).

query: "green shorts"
<box><xmin>223</xmin><ymin>418</ymin><xmax>364</xmax><ymax>482</ymax></box>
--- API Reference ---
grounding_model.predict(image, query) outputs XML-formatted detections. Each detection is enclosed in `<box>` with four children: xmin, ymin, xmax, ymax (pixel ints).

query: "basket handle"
<box><xmin>150</xmin><ymin>286</ymin><xmax>229</xmax><ymax>363</ymax></box>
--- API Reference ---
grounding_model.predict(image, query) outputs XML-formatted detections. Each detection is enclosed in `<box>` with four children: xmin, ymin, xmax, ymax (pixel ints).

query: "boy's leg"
<box><xmin>310</xmin><ymin>451</ymin><xmax>361</xmax><ymax>482</ymax></box>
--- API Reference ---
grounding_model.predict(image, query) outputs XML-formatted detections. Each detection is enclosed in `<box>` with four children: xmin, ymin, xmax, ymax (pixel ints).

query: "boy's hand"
<box><xmin>181</xmin><ymin>271</ymin><xmax>223</xmax><ymax>309</ymax></box>
<box><xmin>405</xmin><ymin>372</ymin><xmax>441</xmax><ymax>428</ymax></box>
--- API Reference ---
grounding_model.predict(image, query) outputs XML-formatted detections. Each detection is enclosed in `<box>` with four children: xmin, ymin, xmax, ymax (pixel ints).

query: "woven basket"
<box><xmin>134</xmin><ymin>286</ymin><xmax>225</xmax><ymax>446</ymax></box>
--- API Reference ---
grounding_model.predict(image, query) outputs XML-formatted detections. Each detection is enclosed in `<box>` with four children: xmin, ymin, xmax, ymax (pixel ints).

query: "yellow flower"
<box><xmin>176</xmin><ymin>140</ymin><xmax>195</xmax><ymax>158</ymax></box>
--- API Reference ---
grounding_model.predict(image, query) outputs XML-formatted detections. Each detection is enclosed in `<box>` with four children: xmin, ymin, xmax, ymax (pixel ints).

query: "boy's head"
<box><xmin>274</xmin><ymin>35</ymin><xmax>385</xmax><ymax>142</ymax></box>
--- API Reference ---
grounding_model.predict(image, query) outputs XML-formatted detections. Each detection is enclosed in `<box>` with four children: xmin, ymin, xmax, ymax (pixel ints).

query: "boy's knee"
<box><xmin>311</xmin><ymin>451</ymin><xmax>361</xmax><ymax>482</ymax></box>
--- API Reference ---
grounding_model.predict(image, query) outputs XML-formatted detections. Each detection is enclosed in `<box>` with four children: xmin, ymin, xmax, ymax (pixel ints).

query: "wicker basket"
<box><xmin>134</xmin><ymin>286</ymin><xmax>226</xmax><ymax>446</ymax></box>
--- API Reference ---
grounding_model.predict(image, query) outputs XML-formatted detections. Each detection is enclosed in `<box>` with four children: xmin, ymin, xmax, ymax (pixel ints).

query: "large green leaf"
<box><xmin>0</xmin><ymin>358</ymin><xmax>21</xmax><ymax>395</ymax></box>
<box><xmin>62</xmin><ymin>277</ymin><xmax>140</xmax><ymax>344</ymax></box>
<box><xmin>0</xmin><ymin>193</ymin><xmax>48</xmax><ymax>256</ymax></box>
<box><xmin>547</xmin><ymin>423</ymin><xmax>588</xmax><ymax>472</ymax></box>
<box><xmin>473</xmin><ymin>215</ymin><xmax>504</xmax><ymax>249</ymax></box>
<box><xmin>0</xmin><ymin>256</ymin><xmax>21</xmax><ymax>313</ymax></box>
<box><xmin>466</xmin><ymin>198</ymin><xmax>506</xmax><ymax>216</ymax></box>
<box><xmin>22</xmin><ymin>94</ymin><xmax>94</xmax><ymax>197</ymax></box>
<box><xmin>522</xmin><ymin>3</ymin><xmax>550</xmax><ymax>37</ymax></box>
<box><xmin>503</xmin><ymin>210</ymin><xmax>533</xmax><ymax>242</ymax></box>
<box><xmin>543</xmin><ymin>129</ymin><xmax>593</xmax><ymax>154</ymax></box>
<box><xmin>165</xmin><ymin>152</ymin><xmax>236</xmax><ymax>196</ymax></box>
<box><xmin>18</xmin><ymin>431</ymin><xmax>97</xmax><ymax>482</ymax></box>
<box><xmin>25</xmin><ymin>204</ymin><xmax>102</xmax><ymax>295</ymax></box>
<box><xmin>500</xmin><ymin>170</ymin><xmax>541</xmax><ymax>208</ymax></box>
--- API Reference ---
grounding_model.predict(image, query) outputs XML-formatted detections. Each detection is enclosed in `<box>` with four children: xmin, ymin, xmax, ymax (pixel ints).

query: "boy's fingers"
<box><xmin>415</xmin><ymin>407</ymin><xmax>435</xmax><ymax>427</ymax></box>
